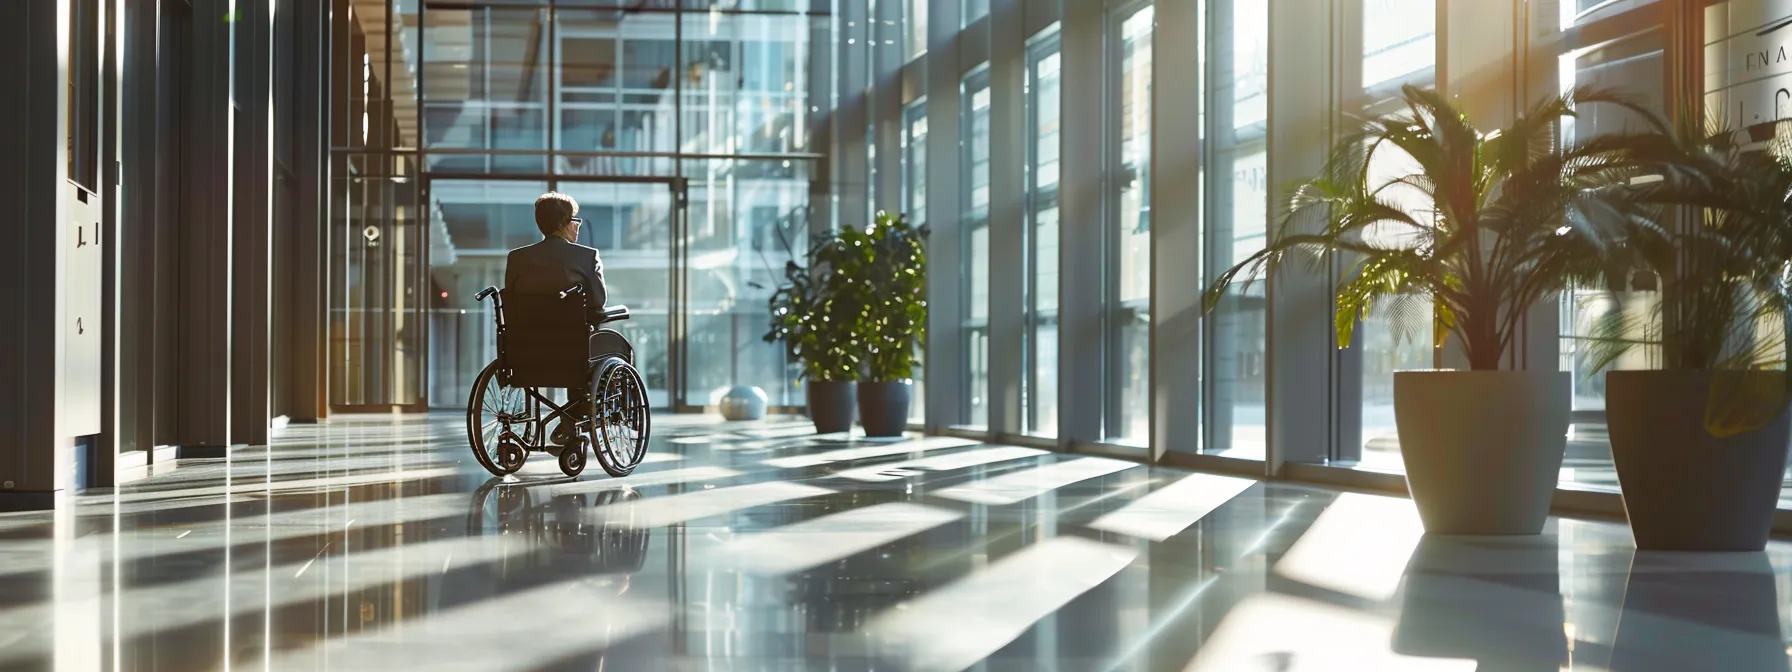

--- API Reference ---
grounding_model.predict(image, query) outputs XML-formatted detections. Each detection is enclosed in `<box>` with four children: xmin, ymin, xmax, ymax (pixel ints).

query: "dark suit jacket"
<box><xmin>505</xmin><ymin>236</ymin><xmax>608</xmax><ymax>316</ymax></box>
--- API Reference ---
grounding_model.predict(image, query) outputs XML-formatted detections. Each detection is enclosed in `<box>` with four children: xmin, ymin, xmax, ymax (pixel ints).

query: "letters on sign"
<box><xmin>1707</xmin><ymin>4</ymin><xmax>1792</xmax><ymax>130</ymax></box>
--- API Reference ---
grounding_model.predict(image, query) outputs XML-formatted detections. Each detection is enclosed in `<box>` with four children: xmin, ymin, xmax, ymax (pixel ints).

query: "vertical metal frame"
<box><xmin>177</xmin><ymin>0</ymin><xmax>238</xmax><ymax>449</ymax></box>
<box><xmin>668</xmin><ymin>0</ymin><xmax>686</xmax><ymax>418</ymax></box>
<box><xmin>293</xmin><ymin>0</ymin><xmax>328</xmax><ymax>423</ymax></box>
<box><xmin>1101</xmin><ymin>0</ymin><xmax>1153</xmax><ymax>443</ymax></box>
<box><xmin>667</xmin><ymin>174</ymin><xmax>688</xmax><ymax>412</ymax></box>
<box><xmin>901</xmin><ymin>98</ymin><xmax>927</xmax><ymax>219</ymax></box>
<box><xmin>0</xmin><ymin>0</ymin><xmax>74</xmax><ymax>507</ymax></box>
<box><xmin>1150</xmin><ymin>0</ymin><xmax>1200</xmax><ymax>461</ymax></box>
<box><xmin>1098</xmin><ymin>1</ymin><xmax>1123</xmax><ymax>440</ymax></box>
<box><xmin>548</xmin><ymin>1</ymin><xmax>557</xmax><ymax>162</ymax></box>
<box><xmin>118</xmin><ymin>0</ymin><xmax>155</xmax><ymax>458</ymax></box>
<box><xmin>985</xmin><ymin>0</ymin><xmax>1025</xmax><ymax>439</ymax></box>
<box><xmin>922</xmin><ymin>0</ymin><xmax>965</xmax><ymax>429</ymax></box>
<box><xmin>1056</xmin><ymin>0</ymin><xmax>1105</xmax><ymax>447</ymax></box>
<box><xmin>834</xmin><ymin>0</ymin><xmax>872</xmax><ymax>226</ymax></box>
<box><xmin>1198</xmin><ymin>0</ymin><xmax>1236</xmax><ymax>459</ymax></box>
<box><xmin>99</xmin><ymin>0</ymin><xmax>124</xmax><ymax>483</ymax></box>
<box><xmin>871</xmin><ymin>0</ymin><xmax>906</xmax><ymax>217</ymax></box>
<box><xmin>958</xmin><ymin>63</ymin><xmax>990</xmax><ymax>428</ymax></box>
<box><xmin>1263</xmin><ymin>0</ymin><xmax>1342</xmax><ymax>473</ymax></box>
<box><xmin>1020</xmin><ymin>26</ymin><xmax>1060</xmax><ymax>438</ymax></box>
<box><xmin>1515</xmin><ymin>0</ymin><xmax>1562</xmax><ymax>376</ymax></box>
<box><xmin>1328</xmin><ymin>0</ymin><xmax>1366</xmax><ymax>463</ymax></box>
<box><xmin>230</xmin><ymin>0</ymin><xmax>277</xmax><ymax>445</ymax></box>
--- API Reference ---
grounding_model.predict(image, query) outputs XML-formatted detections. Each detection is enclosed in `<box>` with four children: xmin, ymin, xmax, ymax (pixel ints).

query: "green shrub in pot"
<box><xmin>765</xmin><ymin>230</ymin><xmax>866</xmax><ymax>433</ymax></box>
<box><xmin>832</xmin><ymin>212</ymin><xmax>928</xmax><ymax>437</ymax></box>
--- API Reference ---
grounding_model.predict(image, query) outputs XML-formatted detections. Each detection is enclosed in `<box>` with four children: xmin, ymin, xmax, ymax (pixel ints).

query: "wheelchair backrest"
<box><xmin>498</xmin><ymin>289</ymin><xmax>590</xmax><ymax>389</ymax></box>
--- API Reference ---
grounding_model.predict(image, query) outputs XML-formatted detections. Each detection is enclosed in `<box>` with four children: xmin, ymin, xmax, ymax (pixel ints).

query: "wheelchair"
<box><xmin>466</xmin><ymin>283</ymin><xmax>652</xmax><ymax>478</ymax></box>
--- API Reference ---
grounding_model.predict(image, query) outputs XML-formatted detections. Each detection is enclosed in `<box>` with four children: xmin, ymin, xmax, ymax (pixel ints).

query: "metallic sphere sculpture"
<box><xmin>719</xmin><ymin>385</ymin><xmax>769</xmax><ymax>421</ymax></box>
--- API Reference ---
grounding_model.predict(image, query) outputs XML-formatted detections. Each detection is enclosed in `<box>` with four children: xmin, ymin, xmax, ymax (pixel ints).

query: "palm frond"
<box><xmin>1203</xmin><ymin>85</ymin><xmax>1658</xmax><ymax>370</ymax></box>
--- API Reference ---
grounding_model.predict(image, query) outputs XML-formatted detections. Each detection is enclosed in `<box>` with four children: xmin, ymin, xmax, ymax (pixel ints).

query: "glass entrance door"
<box><xmin>424</xmin><ymin>176</ymin><xmax>679</xmax><ymax>410</ymax></box>
<box><xmin>559</xmin><ymin>179</ymin><xmax>676</xmax><ymax>408</ymax></box>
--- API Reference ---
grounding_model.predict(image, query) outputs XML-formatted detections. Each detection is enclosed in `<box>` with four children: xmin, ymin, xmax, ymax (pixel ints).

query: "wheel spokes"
<box><xmin>604</xmin><ymin>371</ymin><xmax>647</xmax><ymax>463</ymax></box>
<box><xmin>477</xmin><ymin>373</ymin><xmax>537</xmax><ymax>461</ymax></box>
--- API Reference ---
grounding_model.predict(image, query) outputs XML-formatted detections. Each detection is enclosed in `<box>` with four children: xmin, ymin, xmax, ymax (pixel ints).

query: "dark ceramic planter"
<box><xmin>1606</xmin><ymin>370</ymin><xmax>1791</xmax><ymax>552</ymax></box>
<box><xmin>806</xmin><ymin>381</ymin><xmax>857</xmax><ymax>434</ymax></box>
<box><xmin>857</xmin><ymin>381</ymin><xmax>912</xmax><ymax>438</ymax></box>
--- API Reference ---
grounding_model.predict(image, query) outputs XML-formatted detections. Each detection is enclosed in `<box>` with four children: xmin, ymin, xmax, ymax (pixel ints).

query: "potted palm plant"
<box><xmin>835</xmin><ymin>212</ymin><xmax>928</xmax><ymax>437</ymax></box>
<box><xmin>1203</xmin><ymin>85</ymin><xmax>1654</xmax><ymax>535</ymax></box>
<box><xmin>766</xmin><ymin>232</ymin><xmax>865</xmax><ymax>434</ymax></box>
<box><xmin>1589</xmin><ymin>119</ymin><xmax>1792</xmax><ymax>551</ymax></box>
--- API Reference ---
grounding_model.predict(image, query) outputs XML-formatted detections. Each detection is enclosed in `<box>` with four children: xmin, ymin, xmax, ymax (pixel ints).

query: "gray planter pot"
<box><xmin>806</xmin><ymin>380</ymin><xmax>857</xmax><ymax>434</ymax></box>
<box><xmin>1606</xmin><ymin>370</ymin><xmax>1791</xmax><ymax>552</ymax></box>
<box><xmin>857</xmin><ymin>381</ymin><xmax>912</xmax><ymax>438</ymax></box>
<box><xmin>1395</xmin><ymin>370</ymin><xmax>1569</xmax><ymax>535</ymax></box>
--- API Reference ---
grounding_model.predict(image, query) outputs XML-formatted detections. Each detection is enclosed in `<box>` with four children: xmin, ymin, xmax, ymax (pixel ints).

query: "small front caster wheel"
<box><xmin>559</xmin><ymin>438</ymin><xmax>588</xmax><ymax>477</ymax></box>
<box><xmin>497</xmin><ymin>441</ymin><xmax>528</xmax><ymax>474</ymax></box>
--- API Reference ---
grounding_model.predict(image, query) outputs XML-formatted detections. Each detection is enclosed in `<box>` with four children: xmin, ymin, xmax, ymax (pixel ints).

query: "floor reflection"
<box><xmin>4</xmin><ymin>416</ymin><xmax>1791</xmax><ymax>671</ymax></box>
<box><xmin>1605</xmin><ymin>551</ymin><xmax>1787</xmax><ymax>672</ymax></box>
<box><xmin>466</xmin><ymin>479</ymin><xmax>653</xmax><ymax>577</ymax></box>
<box><xmin>1392</xmin><ymin>536</ymin><xmax>1568</xmax><ymax>668</ymax></box>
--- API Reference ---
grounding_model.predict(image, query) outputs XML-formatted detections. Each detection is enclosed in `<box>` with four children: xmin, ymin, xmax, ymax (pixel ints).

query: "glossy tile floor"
<box><xmin>3</xmin><ymin>415</ymin><xmax>1792</xmax><ymax>671</ymax></box>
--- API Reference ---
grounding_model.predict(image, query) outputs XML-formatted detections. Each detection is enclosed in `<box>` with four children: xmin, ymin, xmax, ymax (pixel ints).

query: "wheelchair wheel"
<box><xmin>559</xmin><ymin>436</ymin><xmax>588</xmax><ymax>477</ymax></box>
<box><xmin>497</xmin><ymin>441</ymin><xmax>528</xmax><ymax>473</ymax></box>
<box><xmin>593</xmin><ymin>359</ymin><xmax>652</xmax><ymax>478</ymax></box>
<box><xmin>468</xmin><ymin>359</ymin><xmax>536</xmax><ymax>477</ymax></box>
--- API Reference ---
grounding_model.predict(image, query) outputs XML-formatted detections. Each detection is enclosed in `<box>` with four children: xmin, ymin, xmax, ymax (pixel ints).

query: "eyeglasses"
<box><xmin>569</xmin><ymin>217</ymin><xmax>584</xmax><ymax>226</ymax></box>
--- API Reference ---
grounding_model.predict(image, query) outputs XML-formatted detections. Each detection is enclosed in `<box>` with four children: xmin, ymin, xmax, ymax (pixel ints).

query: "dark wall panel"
<box><xmin>0</xmin><ymin>0</ymin><xmax>72</xmax><ymax>507</ymax></box>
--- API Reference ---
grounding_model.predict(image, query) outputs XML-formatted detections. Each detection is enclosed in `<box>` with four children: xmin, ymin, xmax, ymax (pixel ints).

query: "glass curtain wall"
<box><xmin>421</xmin><ymin>4</ymin><xmax>550</xmax><ymax>175</ymax></box>
<box><xmin>962</xmin><ymin>67</ymin><xmax>993</xmax><ymax>428</ymax></box>
<box><xmin>425</xmin><ymin>178</ymin><xmax>548</xmax><ymax>405</ymax></box>
<box><xmin>904</xmin><ymin>101</ymin><xmax>929</xmax><ymax>226</ymax></box>
<box><xmin>682</xmin><ymin>158</ymin><xmax>814</xmax><ymax>408</ymax></box>
<box><xmin>1107</xmin><ymin>4</ymin><xmax>1153</xmax><ymax>444</ymax></box>
<box><xmin>336</xmin><ymin>0</ymin><xmax>828</xmax><ymax>411</ymax></box>
<box><xmin>331</xmin><ymin>0</ymin><xmax>427</xmax><ymax>410</ymax></box>
<box><xmin>888</xmin><ymin>0</ymin><xmax>1270</xmax><ymax>449</ymax></box>
<box><xmin>866</xmin><ymin>0</ymin><xmax>1792</xmax><ymax>516</ymax></box>
<box><xmin>1026</xmin><ymin>31</ymin><xmax>1061</xmax><ymax>437</ymax></box>
<box><xmin>965</xmin><ymin>0</ymin><xmax>989</xmax><ymax>26</ymax></box>
<box><xmin>1351</xmin><ymin>0</ymin><xmax>1437</xmax><ymax>472</ymax></box>
<box><xmin>562</xmin><ymin>180</ymin><xmax>676</xmax><ymax>407</ymax></box>
<box><xmin>907</xmin><ymin>0</ymin><xmax>927</xmax><ymax>57</ymax></box>
<box><xmin>1554</xmin><ymin>3</ymin><xmax>1667</xmax><ymax>493</ymax></box>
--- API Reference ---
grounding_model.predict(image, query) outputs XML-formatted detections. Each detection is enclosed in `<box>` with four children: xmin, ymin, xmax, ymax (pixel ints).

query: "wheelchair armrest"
<box><xmin>599</xmin><ymin>305</ymin><xmax>631</xmax><ymax>323</ymax></box>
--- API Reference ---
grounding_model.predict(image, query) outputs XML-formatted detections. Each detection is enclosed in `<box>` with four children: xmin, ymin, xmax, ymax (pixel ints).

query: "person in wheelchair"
<box><xmin>505</xmin><ymin>192</ymin><xmax>633</xmax><ymax>447</ymax></box>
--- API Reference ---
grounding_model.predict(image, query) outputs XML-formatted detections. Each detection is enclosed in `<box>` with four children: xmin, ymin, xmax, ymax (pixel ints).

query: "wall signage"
<box><xmin>1707</xmin><ymin>1</ymin><xmax>1792</xmax><ymax>130</ymax></box>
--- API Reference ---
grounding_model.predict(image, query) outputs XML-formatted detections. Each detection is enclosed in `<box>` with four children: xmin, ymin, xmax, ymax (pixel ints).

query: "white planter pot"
<box><xmin>1394</xmin><ymin>370</ymin><xmax>1569</xmax><ymax>535</ymax></box>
